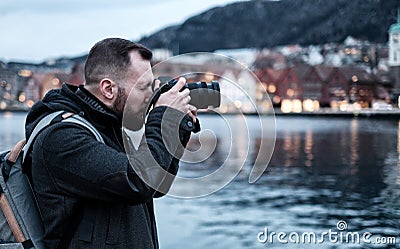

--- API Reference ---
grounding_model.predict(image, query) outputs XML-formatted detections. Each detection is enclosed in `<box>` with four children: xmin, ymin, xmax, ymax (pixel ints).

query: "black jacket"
<box><xmin>25</xmin><ymin>83</ymin><xmax>197</xmax><ymax>249</ymax></box>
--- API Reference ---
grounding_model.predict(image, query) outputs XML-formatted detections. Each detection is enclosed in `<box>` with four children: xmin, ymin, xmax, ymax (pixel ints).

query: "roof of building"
<box><xmin>339</xmin><ymin>66</ymin><xmax>375</xmax><ymax>84</ymax></box>
<box><xmin>389</xmin><ymin>8</ymin><xmax>400</xmax><ymax>33</ymax></box>
<box><xmin>389</xmin><ymin>23</ymin><xmax>400</xmax><ymax>33</ymax></box>
<box><xmin>314</xmin><ymin>65</ymin><xmax>335</xmax><ymax>81</ymax></box>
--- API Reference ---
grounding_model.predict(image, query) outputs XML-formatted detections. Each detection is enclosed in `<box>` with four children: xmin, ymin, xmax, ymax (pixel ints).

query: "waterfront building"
<box><xmin>315</xmin><ymin>65</ymin><xmax>348</xmax><ymax>110</ymax></box>
<box><xmin>389</xmin><ymin>8</ymin><xmax>400</xmax><ymax>100</ymax></box>
<box><xmin>0</xmin><ymin>67</ymin><xmax>27</xmax><ymax>110</ymax></box>
<box><xmin>0</xmin><ymin>38</ymin><xmax>394</xmax><ymax>112</ymax></box>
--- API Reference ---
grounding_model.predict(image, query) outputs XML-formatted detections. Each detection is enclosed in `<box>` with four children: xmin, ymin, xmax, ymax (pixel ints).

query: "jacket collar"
<box><xmin>61</xmin><ymin>83</ymin><xmax>122</xmax><ymax>123</ymax></box>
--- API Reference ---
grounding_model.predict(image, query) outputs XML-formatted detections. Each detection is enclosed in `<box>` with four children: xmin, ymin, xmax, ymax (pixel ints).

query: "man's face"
<box><xmin>113</xmin><ymin>51</ymin><xmax>154</xmax><ymax>117</ymax></box>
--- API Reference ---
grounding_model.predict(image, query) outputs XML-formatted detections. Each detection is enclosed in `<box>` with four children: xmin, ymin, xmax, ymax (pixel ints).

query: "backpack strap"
<box><xmin>6</xmin><ymin>140</ymin><xmax>26</xmax><ymax>165</ymax></box>
<box><xmin>0</xmin><ymin>188</ymin><xmax>32</xmax><ymax>248</ymax></box>
<box><xmin>61</xmin><ymin>114</ymin><xmax>104</xmax><ymax>144</ymax></box>
<box><xmin>1</xmin><ymin>142</ymin><xmax>32</xmax><ymax>247</ymax></box>
<box><xmin>2</xmin><ymin>140</ymin><xmax>26</xmax><ymax>182</ymax></box>
<box><xmin>22</xmin><ymin>111</ymin><xmax>65</xmax><ymax>163</ymax></box>
<box><xmin>22</xmin><ymin>111</ymin><xmax>104</xmax><ymax>163</ymax></box>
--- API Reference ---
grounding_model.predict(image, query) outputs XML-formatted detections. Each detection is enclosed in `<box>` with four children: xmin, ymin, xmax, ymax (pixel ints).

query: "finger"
<box><xmin>179</xmin><ymin>90</ymin><xmax>191</xmax><ymax>104</ymax></box>
<box><xmin>188</xmin><ymin>105</ymin><xmax>197</xmax><ymax>122</ymax></box>
<box><xmin>187</xmin><ymin>110</ymin><xmax>196</xmax><ymax>122</ymax></box>
<box><xmin>191</xmin><ymin>107</ymin><xmax>197</xmax><ymax>117</ymax></box>
<box><xmin>185</xmin><ymin>95</ymin><xmax>191</xmax><ymax>104</ymax></box>
<box><xmin>189</xmin><ymin>104</ymin><xmax>197</xmax><ymax>113</ymax></box>
<box><xmin>179</xmin><ymin>88</ymin><xmax>190</xmax><ymax>97</ymax></box>
<box><xmin>170</xmin><ymin>77</ymin><xmax>186</xmax><ymax>93</ymax></box>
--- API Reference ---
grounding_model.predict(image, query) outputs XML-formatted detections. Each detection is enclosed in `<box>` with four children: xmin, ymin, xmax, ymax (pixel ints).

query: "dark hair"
<box><xmin>84</xmin><ymin>38</ymin><xmax>152</xmax><ymax>85</ymax></box>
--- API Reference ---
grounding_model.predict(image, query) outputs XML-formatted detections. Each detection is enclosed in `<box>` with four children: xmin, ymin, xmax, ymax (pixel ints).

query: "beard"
<box><xmin>113</xmin><ymin>86</ymin><xmax>146</xmax><ymax>131</ymax></box>
<box><xmin>111</xmin><ymin>85</ymin><xmax>127</xmax><ymax>115</ymax></box>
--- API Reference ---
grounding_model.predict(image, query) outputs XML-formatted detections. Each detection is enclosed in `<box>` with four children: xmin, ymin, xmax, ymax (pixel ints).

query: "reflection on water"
<box><xmin>0</xmin><ymin>113</ymin><xmax>399</xmax><ymax>248</ymax></box>
<box><xmin>156</xmin><ymin>116</ymin><xmax>400</xmax><ymax>249</ymax></box>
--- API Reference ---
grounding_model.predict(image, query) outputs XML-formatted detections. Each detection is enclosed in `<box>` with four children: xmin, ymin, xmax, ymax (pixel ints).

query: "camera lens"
<box><xmin>185</xmin><ymin>81</ymin><xmax>220</xmax><ymax>109</ymax></box>
<box><xmin>150</xmin><ymin>78</ymin><xmax>221</xmax><ymax>109</ymax></box>
<box><xmin>209</xmin><ymin>81</ymin><xmax>220</xmax><ymax>107</ymax></box>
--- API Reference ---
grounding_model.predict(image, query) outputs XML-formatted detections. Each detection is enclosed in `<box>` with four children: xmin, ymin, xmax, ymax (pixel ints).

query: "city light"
<box><xmin>18</xmin><ymin>70</ymin><xmax>32</xmax><ymax>77</ymax></box>
<box><xmin>280</xmin><ymin>99</ymin><xmax>303</xmax><ymax>113</ymax></box>
<box><xmin>234</xmin><ymin>100</ymin><xmax>242</xmax><ymax>109</ymax></box>
<box><xmin>287</xmin><ymin>89</ymin><xmax>295</xmax><ymax>97</ymax></box>
<box><xmin>0</xmin><ymin>101</ymin><xmax>6</xmax><ymax>109</ymax></box>
<box><xmin>18</xmin><ymin>93</ymin><xmax>26</xmax><ymax>103</ymax></box>
<box><xmin>292</xmin><ymin>99</ymin><xmax>302</xmax><ymax>113</ymax></box>
<box><xmin>303</xmin><ymin>99</ymin><xmax>313</xmax><ymax>111</ymax></box>
<box><xmin>26</xmin><ymin>100</ymin><xmax>35</xmax><ymax>108</ymax></box>
<box><xmin>52</xmin><ymin>78</ymin><xmax>60</xmax><ymax>86</ymax></box>
<box><xmin>268</xmin><ymin>84</ymin><xmax>276</xmax><ymax>93</ymax></box>
<box><xmin>339</xmin><ymin>103</ymin><xmax>347</xmax><ymax>111</ymax></box>
<box><xmin>281</xmin><ymin>99</ymin><xmax>292</xmax><ymax>113</ymax></box>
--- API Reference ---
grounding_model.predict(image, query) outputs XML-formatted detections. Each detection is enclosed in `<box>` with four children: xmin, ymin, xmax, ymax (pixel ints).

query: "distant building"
<box><xmin>315</xmin><ymin>65</ymin><xmax>347</xmax><ymax>107</ymax></box>
<box><xmin>151</xmin><ymin>49</ymin><xmax>173</xmax><ymax>62</ymax></box>
<box><xmin>254</xmin><ymin>61</ymin><xmax>388</xmax><ymax>112</ymax></box>
<box><xmin>69</xmin><ymin>63</ymin><xmax>85</xmax><ymax>85</ymax></box>
<box><xmin>22</xmin><ymin>63</ymin><xmax>84</xmax><ymax>107</ymax></box>
<box><xmin>389</xmin><ymin>8</ymin><xmax>400</xmax><ymax>99</ymax></box>
<box><xmin>0</xmin><ymin>67</ymin><xmax>27</xmax><ymax>109</ymax></box>
<box><xmin>339</xmin><ymin>66</ymin><xmax>376</xmax><ymax>108</ymax></box>
<box><xmin>389</xmin><ymin>10</ymin><xmax>400</xmax><ymax>66</ymax></box>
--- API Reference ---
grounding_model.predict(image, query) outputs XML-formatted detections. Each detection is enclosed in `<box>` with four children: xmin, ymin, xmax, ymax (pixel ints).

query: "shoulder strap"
<box><xmin>22</xmin><ymin>111</ymin><xmax>64</xmax><ymax>163</ymax></box>
<box><xmin>22</xmin><ymin>111</ymin><xmax>104</xmax><ymax>163</ymax></box>
<box><xmin>2</xmin><ymin>140</ymin><xmax>26</xmax><ymax>182</ymax></box>
<box><xmin>62</xmin><ymin>114</ymin><xmax>104</xmax><ymax>144</ymax></box>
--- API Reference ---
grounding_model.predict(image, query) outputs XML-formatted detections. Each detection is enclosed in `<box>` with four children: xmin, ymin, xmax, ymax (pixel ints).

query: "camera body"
<box><xmin>151</xmin><ymin>78</ymin><xmax>221</xmax><ymax>109</ymax></box>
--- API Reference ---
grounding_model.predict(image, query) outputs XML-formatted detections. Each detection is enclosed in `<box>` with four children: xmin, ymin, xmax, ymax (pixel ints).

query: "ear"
<box><xmin>99</xmin><ymin>78</ymin><xmax>116</xmax><ymax>100</ymax></box>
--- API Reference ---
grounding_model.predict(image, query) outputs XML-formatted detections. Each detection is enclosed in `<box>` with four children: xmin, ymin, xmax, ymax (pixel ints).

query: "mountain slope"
<box><xmin>138</xmin><ymin>0</ymin><xmax>398</xmax><ymax>53</ymax></box>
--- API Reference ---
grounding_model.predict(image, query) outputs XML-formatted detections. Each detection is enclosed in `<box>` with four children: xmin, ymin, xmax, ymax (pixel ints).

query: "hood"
<box><xmin>25</xmin><ymin>83</ymin><xmax>120</xmax><ymax>140</ymax></box>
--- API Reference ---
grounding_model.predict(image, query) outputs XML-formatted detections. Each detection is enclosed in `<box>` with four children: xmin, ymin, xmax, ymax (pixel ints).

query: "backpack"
<box><xmin>0</xmin><ymin>111</ymin><xmax>103</xmax><ymax>249</ymax></box>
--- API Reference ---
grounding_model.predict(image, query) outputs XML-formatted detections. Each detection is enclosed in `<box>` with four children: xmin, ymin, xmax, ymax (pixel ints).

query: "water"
<box><xmin>1</xmin><ymin>113</ymin><xmax>399</xmax><ymax>248</ymax></box>
<box><xmin>0</xmin><ymin>112</ymin><xmax>26</xmax><ymax>150</ymax></box>
<box><xmin>156</xmin><ymin>115</ymin><xmax>400</xmax><ymax>249</ymax></box>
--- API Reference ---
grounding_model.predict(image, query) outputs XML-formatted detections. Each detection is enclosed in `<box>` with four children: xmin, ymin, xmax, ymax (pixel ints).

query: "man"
<box><xmin>25</xmin><ymin>38</ymin><xmax>198</xmax><ymax>248</ymax></box>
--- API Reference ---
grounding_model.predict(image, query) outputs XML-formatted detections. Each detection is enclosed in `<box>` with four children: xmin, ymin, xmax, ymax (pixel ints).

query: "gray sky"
<box><xmin>0</xmin><ymin>0</ymin><xmax>240</xmax><ymax>63</ymax></box>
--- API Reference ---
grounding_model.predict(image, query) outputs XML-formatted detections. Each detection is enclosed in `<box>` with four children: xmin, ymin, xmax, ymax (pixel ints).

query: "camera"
<box><xmin>150</xmin><ymin>77</ymin><xmax>221</xmax><ymax>109</ymax></box>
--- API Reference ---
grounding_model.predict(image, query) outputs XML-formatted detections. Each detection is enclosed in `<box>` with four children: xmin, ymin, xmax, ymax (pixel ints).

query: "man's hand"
<box><xmin>154</xmin><ymin>77</ymin><xmax>197</xmax><ymax>122</ymax></box>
